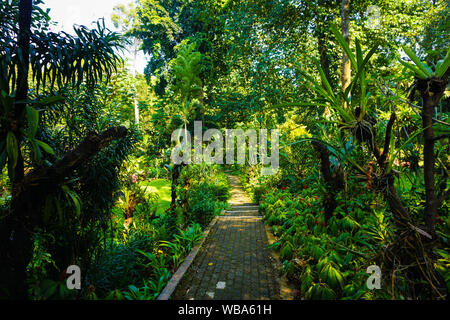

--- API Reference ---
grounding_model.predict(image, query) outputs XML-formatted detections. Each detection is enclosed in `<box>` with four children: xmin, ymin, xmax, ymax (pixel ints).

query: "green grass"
<box><xmin>140</xmin><ymin>179</ymin><xmax>171</xmax><ymax>215</ymax></box>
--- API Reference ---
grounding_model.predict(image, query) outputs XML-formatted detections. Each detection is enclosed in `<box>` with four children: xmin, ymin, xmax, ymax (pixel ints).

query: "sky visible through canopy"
<box><xmin>42</xmin><ymin>0</ymin><xmax>147</xmax><ymax>73</ymax></box>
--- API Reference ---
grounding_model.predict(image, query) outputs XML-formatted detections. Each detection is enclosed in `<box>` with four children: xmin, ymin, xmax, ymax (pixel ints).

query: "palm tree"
<box><xmin>172</xmin><ymin>42</ymin><xmax>203</xmax><ymax>143</ymax></box>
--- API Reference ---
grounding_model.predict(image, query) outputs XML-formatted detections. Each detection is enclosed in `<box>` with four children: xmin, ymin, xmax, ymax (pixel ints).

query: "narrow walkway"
<box><xmin>172</xmin><ymin>175</ymin><xmax>280</xmax><ymax>300</ymax></box>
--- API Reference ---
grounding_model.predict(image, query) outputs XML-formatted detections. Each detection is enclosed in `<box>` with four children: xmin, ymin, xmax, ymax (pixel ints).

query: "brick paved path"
<box><xmin>172</xmin><ymin>175</ymin><xmax>280</xmax><ymax>300</ymax></box>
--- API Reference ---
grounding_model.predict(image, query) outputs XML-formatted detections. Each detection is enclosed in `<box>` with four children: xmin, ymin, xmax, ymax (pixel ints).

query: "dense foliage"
<box><xmin>0</xmin><ymin>0</ymin><xmax>448</xmax><ymax>300</ymax></box>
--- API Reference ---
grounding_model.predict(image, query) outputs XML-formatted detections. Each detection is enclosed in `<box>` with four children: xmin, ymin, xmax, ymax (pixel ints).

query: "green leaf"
<box><xmin>435</xmin><ymin>47</ymin><xmax>450</xmax><ymax>77</ymax></box>
<box><xmin>30</xmin><ymin>139</ymin><xmax>43</xmax><ymax>163</ymax></box>
<box><xmin>355</xmin><ymin>40</ymin><xmax>367</xmax><ymax>110</ymax></box>
<box><xmin>312</xmin><ymin>57</ymin><xmax>334</xmax><ymax>99</ymax></box>
<box><xmin>398</xmin><ymin>58</ymin><xmax>428</xmax><ymax>79</ymax></box>
<box><xmin>331</xmin><ymin>102</ymin><xmax>354</xmax><ymax>123</ymax></box>
<box><xmin>35</xmin><ymin>139</ymin><xmax>55</xmax><ymax>155</ymax></box>
<box><xmin>344</xmin><ymin>45</ymin><xmax>378</xmax><ymax>101</ymax></box>
<box><xmin>330</xmin><ymin>23</ymin><xmax>357</xmax><ymax>70</ymax></box>
<box><xmin>402</xmin><ymin>46</ymin><xmax>432</xmax><ymax>78</ymax></box>
<box><xmin>386</xmin><ymin>126</ymin><xmax>427</xmax><ymax>173</ymax></box>
<box><xmin>35</xmin><ymin>95</ymin><xmax>65</xmax><ymax>108</ymax></box>
<box><xmin>355</xmin><ymin>39</ymin><xmax>363</xmax><ymax>67</ymax></box>
<box><xmin>26</xmin><ymin>106</ymin><xmax>39</xmax><ymax>138</ymax></box>
<box><xmin>299</xmin><ymin>70</ymin><xmax>334</xmax><ymax>102</ymax></box>
<box><xmin>62</xmin><ymin>185</ymin><xmax>81</xmax><ymax>216</ymax></box>
<box><xmin>6</xmin><ymin>131</ymin><xmax>18</xmax><ymax>169</ymax></box>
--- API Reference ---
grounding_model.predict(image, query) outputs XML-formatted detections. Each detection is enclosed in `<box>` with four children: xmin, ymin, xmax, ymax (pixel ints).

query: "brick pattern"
<box><xmin>172</xmin><ymin>176</ymin><xmax>280</xmax><ymax>300</ymax></box>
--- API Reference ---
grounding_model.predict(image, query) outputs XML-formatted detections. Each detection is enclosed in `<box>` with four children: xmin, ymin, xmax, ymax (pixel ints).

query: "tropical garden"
<box><xmin>0</xmin><ymin>0</ymin><xmax>448</xmax><ymax>300</ymax></box>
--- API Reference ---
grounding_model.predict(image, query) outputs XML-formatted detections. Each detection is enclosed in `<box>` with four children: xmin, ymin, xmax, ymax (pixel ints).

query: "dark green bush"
<box><xmin>86</xmin><ymin>232</ymin><xmax>154</xmax><ymax>297</ymax></box>
<box><xmin>187</xmin><ymin>182</ymin><xmax>216</xmax><ymax>226</ymax></box>
<box><xmin>209</xmin><ymin>181</ymin><xmax>230</xmax><ymax>202</ymax></box>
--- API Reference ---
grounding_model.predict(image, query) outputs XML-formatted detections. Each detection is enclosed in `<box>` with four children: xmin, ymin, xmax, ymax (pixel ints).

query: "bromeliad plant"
<box><xmin>298</xmin><ymin>24</ymin><xmax>378</xmax><ymax>141</ymax></box>
<box><xmin>399</xmin><ymin>45</ymin><xmax>450</xmax><ymax>80</ymax></box>
<box><xmin>285</xmin><ymin>24</ymin><xmax>377</xmax><ymax>223</ymax></box>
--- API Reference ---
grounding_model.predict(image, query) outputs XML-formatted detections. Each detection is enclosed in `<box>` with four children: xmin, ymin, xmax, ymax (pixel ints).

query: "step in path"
<box><xmin>172</xmin><ymin>175</ymin><xmax>280</xmax><ymax>300</ymax></box>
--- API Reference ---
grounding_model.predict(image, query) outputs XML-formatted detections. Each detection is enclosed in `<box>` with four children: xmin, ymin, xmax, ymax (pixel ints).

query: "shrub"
<box><xmin>187</xmin><ymin>182</ymin><xmax>216</xmax><ymax>226</ymax></box>
<box><xmin>209</xmin><ymin>180</ymin><xmax>230</xmax><ymax>202</ymax></box>
<box><xmin>252</xmin><ymin>185</ymin><xmax>266</xmax><ymax>203</ymax></box>
<box><xmin>86</xmin><ymin>232</ymin><xmax>154</xmax><ymax>298</ymax></box>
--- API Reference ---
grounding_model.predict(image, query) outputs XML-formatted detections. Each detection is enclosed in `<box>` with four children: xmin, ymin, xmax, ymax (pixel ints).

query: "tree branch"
<box><xmin>311</xmin><ymin>140</ymin><xmax>344</xmax><ymax>222</ymax></box>
<box><xmin>379</xmin><ymin>113</ymin><xmax>396</xmax><ymax>168</ymax></box>
<box><xmin>14</xmin><ymin>126</ymin><xmax>128</xmax><ymax>202</ymax></box>
<box><xmin>432</xmin><ymin>134</ymin><xmax>449</xmax><ymax>142</ymax></box>
<box><xmin>311</xmin><ymin>141</ymin><xmax>334</xmax><ymax>185</ymax></box>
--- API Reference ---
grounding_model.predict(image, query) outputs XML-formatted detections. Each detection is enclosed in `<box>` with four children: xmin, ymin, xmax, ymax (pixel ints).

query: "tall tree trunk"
<box><xmin>311</xmin><ymin>141</ymin><xmax>344</xmax><ymax>222</ymax></box>
<box><xmin>132</xmin><ymin>39</ymin><xmax>139</xmax><ymax>124</ymax></box>
<box><xmin>12</xmin><ymin>0</ymin><xmax>32</xmax><ymax>183</ymax></box>
<box><xmin>417</xmin><ymin>74</ymin><xmax>449</xmax><ymax>236</ymax></box>
<box><xmin>422</xmin><ymin>97</ymin><xmax>438</xmax><ymax>235</ymax></box>
<box><xmin>341</xmin><ymin>0</ymin><xmax>351</xmax><ymax>94</ymax></box>
<box><xmin>316</xmin><ymin>0</ymin><xmax>332</xmax><ymax>116</ymax></box>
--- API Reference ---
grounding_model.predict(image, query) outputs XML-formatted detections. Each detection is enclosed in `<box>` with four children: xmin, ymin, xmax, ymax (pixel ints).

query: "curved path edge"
<box><xmin>157</xmin><ymin>214</ymin><xmax>221</xmax><ymax>300</ymax></box>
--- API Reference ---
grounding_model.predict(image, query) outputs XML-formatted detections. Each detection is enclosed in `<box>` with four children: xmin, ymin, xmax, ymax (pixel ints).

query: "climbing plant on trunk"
<box><xmin>0</xmin><ymin>0</ymin><xmax>127</xmax><ymax>299</ymax></box>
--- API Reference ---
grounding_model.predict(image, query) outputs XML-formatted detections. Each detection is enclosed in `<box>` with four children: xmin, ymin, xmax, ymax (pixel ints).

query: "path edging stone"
<box><xmin>156</xmin><ymin>211</ymin><xmax>224</xmax><ymax>300</ymax></box>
